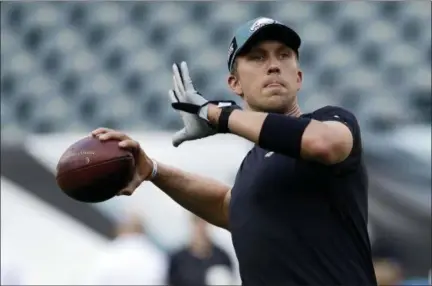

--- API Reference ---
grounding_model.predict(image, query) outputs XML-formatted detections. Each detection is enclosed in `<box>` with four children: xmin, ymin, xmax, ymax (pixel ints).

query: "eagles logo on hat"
<box><xmin>249</xmin><ymin>17</ymin><xmax>277</xmax><ymax>32</ymax></box>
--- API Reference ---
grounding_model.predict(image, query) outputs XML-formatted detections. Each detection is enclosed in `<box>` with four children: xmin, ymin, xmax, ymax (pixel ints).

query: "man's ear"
<box><xmin>296</xmin><ymin>69</ymin><xmax>303</xmax><ymax>92</ymax></box>
<box><xmin>228</xmin><ymin>74</ymin><xmax>243</xmax><ymax>97</ymax></box>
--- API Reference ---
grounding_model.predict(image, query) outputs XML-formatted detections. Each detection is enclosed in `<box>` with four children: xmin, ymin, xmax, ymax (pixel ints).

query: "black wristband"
<box><xmin>217</xmin><ymin>105</ymin><xmax>241</xmax><ymax>133</ymax></box>
<box><xmin>258</xmin><ymin>114</ymin><xmax>311</xmax><ymax>158</ymax></box>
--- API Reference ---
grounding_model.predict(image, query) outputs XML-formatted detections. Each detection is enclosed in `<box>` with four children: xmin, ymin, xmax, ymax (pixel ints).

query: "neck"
<box><xmin>244</xmin><ymin>99</ymin><xmax>302</xmax><ymax>117</ymax></box>
<box><xmin>285</xmin><ymin>104</ymin><xmax>302</xmax><ymax>117</ymax></box>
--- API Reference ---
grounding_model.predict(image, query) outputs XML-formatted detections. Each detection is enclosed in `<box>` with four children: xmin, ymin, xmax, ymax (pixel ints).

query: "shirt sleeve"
<box><xmin>310</xmin><ymin>105</ymin><xmax>363</xmax><ymax>173</ymax></box>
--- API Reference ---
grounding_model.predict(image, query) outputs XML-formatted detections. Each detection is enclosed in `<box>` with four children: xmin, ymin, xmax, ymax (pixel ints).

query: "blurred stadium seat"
<box><xmin>1</xmin><ymin>2</ymin><xmax>430</xmax><ymax>137</ymax></box>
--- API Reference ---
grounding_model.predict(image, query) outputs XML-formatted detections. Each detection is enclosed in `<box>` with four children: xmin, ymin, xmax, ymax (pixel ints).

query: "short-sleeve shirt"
<box><xmin>229</xmin><ymin>106</ymin><xmax>378</xmax><ymax>286</ymax></box>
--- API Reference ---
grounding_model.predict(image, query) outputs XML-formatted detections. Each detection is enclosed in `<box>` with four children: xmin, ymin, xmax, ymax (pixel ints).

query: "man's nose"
<box><xmin>267</xmin><ymin>58</ymin><xmax>281</xmax><ymax>75</ymax></box>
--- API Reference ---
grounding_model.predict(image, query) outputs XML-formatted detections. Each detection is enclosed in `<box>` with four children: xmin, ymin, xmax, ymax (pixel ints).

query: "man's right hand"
<box><xmin>91</xmin><ymin>127</ymin><xmax>232</xmax><ymax>230</ymax></box>
<box><xmin>91</xmin><ymin>128</ymin><xmax>154</xmax><ymax>196</ymax></box>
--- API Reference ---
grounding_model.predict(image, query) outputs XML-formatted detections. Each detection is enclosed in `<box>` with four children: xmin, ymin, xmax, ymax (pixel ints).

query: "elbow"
<box><xmin>304</xmin><ymin>136</ymin><xmax>343</xmax><ymax>165</ymax></box>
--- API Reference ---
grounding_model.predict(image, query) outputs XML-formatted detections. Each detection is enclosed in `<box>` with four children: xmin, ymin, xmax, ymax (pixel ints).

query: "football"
<box><xmin>56</xmin><ymin>136</ymin><xmax>135</xmax><ymax>203</ymax></box>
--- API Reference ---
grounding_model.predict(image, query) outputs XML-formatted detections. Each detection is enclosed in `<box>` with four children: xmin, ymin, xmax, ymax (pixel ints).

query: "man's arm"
<box><xmin>91</xmin><ymin>127</ymin><xmax>232</xmax><ymax>230</ymax></box>
<box><xmin>207</xmin><ymin>105</ymin><xmax>355</xmax><ymax>166</ymax></box>
<box><xmin>151</xmin><ymin>161</ymin><xmax>231</xmax><ymax>230</ymax></box>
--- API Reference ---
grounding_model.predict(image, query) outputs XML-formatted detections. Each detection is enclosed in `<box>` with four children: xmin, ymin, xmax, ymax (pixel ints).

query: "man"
<box><xmin>168</xmin><ymin>215</ymin><xmax>234</xmax><ymax>286</ymax></box>
<box><xmin>86</xmin><ymin>213</ymin><xmax>167</xmax><ymax>285</ymax></box>
<box><xmin>92</xmin><ymin>17</ymin><xmax>378</xmax><ymax>285</ymax></box>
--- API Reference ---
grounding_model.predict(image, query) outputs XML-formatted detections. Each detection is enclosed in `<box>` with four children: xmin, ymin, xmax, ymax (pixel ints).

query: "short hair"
<box><xmin>230</xmin><ymin>59</ymin><xmax>239</xmax><ymax>75</ymax></box>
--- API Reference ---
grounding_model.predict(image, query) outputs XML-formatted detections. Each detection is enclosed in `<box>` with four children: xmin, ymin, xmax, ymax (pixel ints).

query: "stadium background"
<box><xmin>1</xmin><ymin>1</ymin><xmax>430</xmax><ymax>285</ymax></box>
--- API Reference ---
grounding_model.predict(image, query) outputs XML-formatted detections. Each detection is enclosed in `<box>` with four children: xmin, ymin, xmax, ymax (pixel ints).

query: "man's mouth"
<box><xmin>267</xmin><ymin>83</ymin><xmax>281</xmax><ymax>86</ymax></box>
<box><xmin>265</xmin><ymin>82</ymin><xmax>283</xmax><ymax>88</ymax></box>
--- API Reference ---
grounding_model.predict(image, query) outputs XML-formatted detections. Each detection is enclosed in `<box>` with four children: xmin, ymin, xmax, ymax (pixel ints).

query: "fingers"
<box><xmin>169</xmin><ymin>89</ymin><xmax>191</xmax><ymax>123</ymax></box>
<box><xmin>169</xmin><ymin>89</ymin><xmax>179</xmax><ymax>104</ymax></box>
<box><xmin>91</xmin><ymin>128</ymin><xmax>130</xmax><ymax>141</ymax></box>
<box><xmin>172</xmin><ymin>63</ymin><xmax>186</xmax><ymax>95</ymax></box>
<box><xmin>91</xmin><ymin>128</ymin><xmax>142</xmax><ymax>155</ymax></box>
<box><xmin>172</xmin><ymin>75</ymin><xmax>184</xmax><ymax>102</ymax></box>
<box><xmin>117</xmin><ymin>187</ymin><xmax>133</xmax><ymax>196</ymax></box>
<box><xmin>90</xmin><ymin>127</ymin><xmax>114</xmax><ymax>137</ymax></box>
<box><xmin>118</xmin><ymin>139</ymin><xmax>140</xmax><ymax>152</ymax></box>
<box><xmin>117</xmin><ymin>177</ymin><xmax>141</xmax><ymax>196</ymax></box>
<box><xmin>172</xmin><ymin>128</ymin><xmax>187</xmax><ymax>147</ymax></box>
<box><xmin>117</xmin><ymin>188</ymin><xmax>133</xmax><ymax>196</ymax></box>
<box><xmin>180</xmin><ymin>61</ymin><xmax>194</xmax><ymax>91</ymax></box>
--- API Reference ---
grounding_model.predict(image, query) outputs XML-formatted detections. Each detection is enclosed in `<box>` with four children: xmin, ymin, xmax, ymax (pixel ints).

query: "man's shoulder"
<box><xmin>304</xmin><ymin>105</ymin><xmax>358</xmax><ymax>121</ymax></box>
<box><xmin>212</xmin><ymin>244</ymin><xmax>230</xmax><ymax>257</ymax></box>
<box><xmin>211</xmin><ymin>244</ymin><xmax>233</xmax><ymax>267</ymax></box>
<box><xmin>304</xmin><ymin>105</ymin><xmax>362</xmax><ymax>138</ymax></box>
<box><xmin>169</xmin><ymin>247</ymin><xmax>190</xmax><ymax>260</ymax></box>
<box><xmin>312</xmin><ymin>105</ymin><xmax>352</xmax><ymax>113</ymax></box>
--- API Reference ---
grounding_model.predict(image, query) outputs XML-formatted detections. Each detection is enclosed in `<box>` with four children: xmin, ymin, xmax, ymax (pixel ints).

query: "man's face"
<box><xmin>228</xmin><ymin>40</ymin><xmax>303</xmax><ymax>114</ymax></box>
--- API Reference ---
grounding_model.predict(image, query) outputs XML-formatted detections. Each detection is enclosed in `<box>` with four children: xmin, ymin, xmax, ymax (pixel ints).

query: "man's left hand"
<box><xmin>170</xmin><ymin>61</ymin><xmax>241</xmax><ymax>133</ymax></box>
<box><xmin>168</xmin><ymin>61</ymin><xmax>217</xmax><ymax>147</ymax></box>
<box><xmin>170</xmin><ymin>61</ymin><xmax>210</xmax><ymax>121</ymax></box>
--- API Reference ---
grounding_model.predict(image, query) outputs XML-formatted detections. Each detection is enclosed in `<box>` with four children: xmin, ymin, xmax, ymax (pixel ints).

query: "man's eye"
<box><xmin>280</xmin><ymin>52</ymin><xmax>291</xmax><ymax>59</ymax></box>
<box><xmin>250</xmin><ymin>54</ymin><xmax>264</xmax><ymax>61</ymax></box>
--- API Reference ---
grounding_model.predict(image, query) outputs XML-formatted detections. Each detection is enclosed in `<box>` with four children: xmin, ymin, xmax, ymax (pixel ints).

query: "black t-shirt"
<box><xmin>229</xmin><ymin>106</ymin><xmax>378</xmax><ymax>286</ymax></box>
<box><xmin>167</xmin><ymin>244</ymin><xmax>233</xmax><ymax>286</ymax></box>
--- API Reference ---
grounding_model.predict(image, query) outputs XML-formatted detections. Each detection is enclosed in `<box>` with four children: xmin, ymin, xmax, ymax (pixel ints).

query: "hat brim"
<box><xmin>231</xmin><ymin>23</ymin><xmax>301</xmax><ymax>70</ymax></box>
<box><xmin>239</xmin><ymin>23</ymin><xmax>301</xmax><ymax>56</ymax></box>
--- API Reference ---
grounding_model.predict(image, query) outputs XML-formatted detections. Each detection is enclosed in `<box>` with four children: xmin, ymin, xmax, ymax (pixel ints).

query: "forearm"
<box><xmin>226</xmin><ymin>110</ymin><xmax>266</xmax><ymax>143</ymax></box>
<box><xmin>207</xmin><ymin>106</ymin><xmax>341</xmax><ymax>164</ymax></box>
<box><xmin>208</xmin><ymin>107</ymin><xmax>314</xmax><ymax>157</ymax></box>
<box><xmin>151</xmin><ymin>161</ymin><xmax>231</xmax><ymax>230</ymax></box>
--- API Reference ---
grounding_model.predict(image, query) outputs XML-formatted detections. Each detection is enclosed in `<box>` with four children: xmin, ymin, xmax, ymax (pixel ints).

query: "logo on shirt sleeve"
<box><xmin>265</xmin><ymin>151</ymin><xmax>274</xmax><ymax>158</ymax></box>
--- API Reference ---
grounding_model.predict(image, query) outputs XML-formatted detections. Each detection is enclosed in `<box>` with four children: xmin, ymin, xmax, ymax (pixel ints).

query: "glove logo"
<box><xmin>218</xmin><ymin>102</ymin><xmax>233</xmax><ymax>108</ymax></box>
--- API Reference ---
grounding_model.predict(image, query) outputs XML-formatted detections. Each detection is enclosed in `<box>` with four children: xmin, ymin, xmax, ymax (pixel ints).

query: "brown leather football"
<box><xmin>56</xmin><ymin>136</ymin><xmax>135</xmax><ymax>203</ymax></box>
